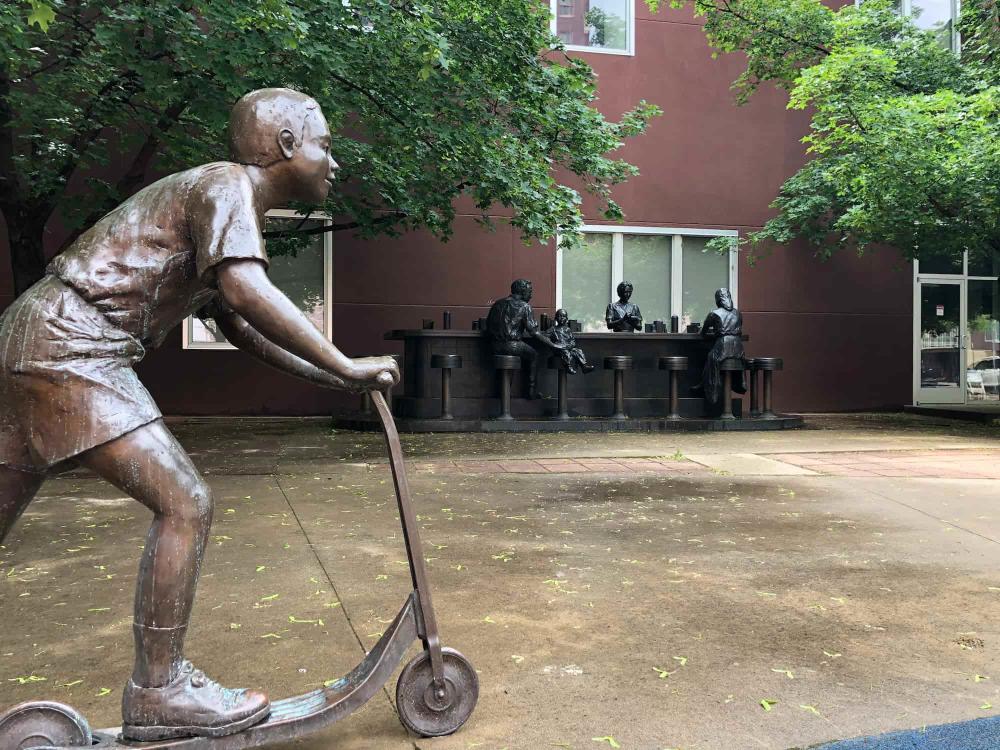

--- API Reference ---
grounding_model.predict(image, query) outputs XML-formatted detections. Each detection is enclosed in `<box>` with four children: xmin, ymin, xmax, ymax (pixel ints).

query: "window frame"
<box><xmin>555</xmin><ymin>224</ymin><xmax>739</xmax><ymax>329</ymax></box>
<box><xmin>550</xmin><ymin>0</ymin><xmax>636</xmax><ymax>57</ymax></box>
<box><xmin>181</xmin><ymin>208</ymin><xmax>334</xmax><ymax>351</ymax></box>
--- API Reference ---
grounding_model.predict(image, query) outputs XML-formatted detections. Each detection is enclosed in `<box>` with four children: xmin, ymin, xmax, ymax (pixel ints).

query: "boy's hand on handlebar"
<box><xmin>347</xmin><ymin>356</ymin><xmax>400</xmax><ymax>391</ymax></box>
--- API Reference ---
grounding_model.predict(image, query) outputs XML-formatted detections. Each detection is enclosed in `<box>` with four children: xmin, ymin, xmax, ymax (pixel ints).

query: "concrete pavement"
<box><xmin>1</xmin><ymin>414</ymin><xmax>998</xmax><ymax>749</ymax></box>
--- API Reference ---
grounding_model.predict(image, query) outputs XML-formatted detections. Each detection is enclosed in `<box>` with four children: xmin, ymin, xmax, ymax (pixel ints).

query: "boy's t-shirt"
<box><xmin>48</xmin><ymin>161</ymin><xmax>269</xmax><ymax>348</ymax></box>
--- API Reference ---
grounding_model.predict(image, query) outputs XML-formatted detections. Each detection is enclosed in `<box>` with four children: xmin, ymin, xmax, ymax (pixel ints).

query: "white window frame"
<box><xmin>555</xmin><ymin>225</ymin><xmax>739</xmax><ymax>325</ymax></box>
<box><xmin>182</xmin><ymin>209</ymin><xmax>334</xmax><ymax>350</ymax></box>
<box><xmin>550</xmin><ymin>0</ymin><xmax>636</xmax><ymax>57</ymax></box>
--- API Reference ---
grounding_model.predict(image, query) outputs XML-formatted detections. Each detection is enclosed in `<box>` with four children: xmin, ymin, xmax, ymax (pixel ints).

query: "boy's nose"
<box><xmin>328</xmin><ymin>157</ymin><xmax>339</xmax><ymax>177</ymax></box>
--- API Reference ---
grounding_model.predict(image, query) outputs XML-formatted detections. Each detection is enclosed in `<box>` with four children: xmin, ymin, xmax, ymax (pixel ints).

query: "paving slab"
<box><xmin>685</xmin><ymin>453</ymin><xmax>820</xmax><ymax>476</ymax></box>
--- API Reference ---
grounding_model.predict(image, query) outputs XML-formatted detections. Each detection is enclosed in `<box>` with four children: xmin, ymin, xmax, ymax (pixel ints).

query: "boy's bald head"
<box><xmin>228</xmin><ymin>88</ymin><xmax>323</xmax><ymax>167</ymax></box>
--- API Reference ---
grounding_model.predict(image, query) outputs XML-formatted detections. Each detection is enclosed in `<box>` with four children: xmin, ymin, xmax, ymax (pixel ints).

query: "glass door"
<box><xmin>915</xmin><ymin>279</ymin><xmax>965</xmax><ymax>404</ymax></box>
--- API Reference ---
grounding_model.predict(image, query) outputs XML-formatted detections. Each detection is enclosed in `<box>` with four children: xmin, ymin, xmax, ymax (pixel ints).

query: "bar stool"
<box><xmin>745</xmin><ymin>360</ymin><xmax>760</xmax><ymax>417</ymax></box>
<box><xmin>493</xmin><ymin>354</ymin><xmax>521</xmax><ymax>421</ymax></box>
<box><xmin>548</xmin><ymin>356</ymin><xmax>571</xmax><ymax>420</ymax></box>
<box><xmin>719</xmin><ymin>357</ymin><xmax>744</xmax><ymax>420</ymax></box>
<box><xmin>753</xmin><ymin>357</ymin><xmax>784</xmax><ymax>418</ymax></box>
<box><xmin>658</xmin><ymin>355</ymin><xmax>688</xmax><ymax>419</ymax></box>
<box><xmin>430</xmin><ymin>354</ymin><xmax>462</xmax><ymax>420</ymax></box>
<box><xmin>603</xmin><ymin>355</ymin><xmax>634</xmax><ymax>420</ymax></box>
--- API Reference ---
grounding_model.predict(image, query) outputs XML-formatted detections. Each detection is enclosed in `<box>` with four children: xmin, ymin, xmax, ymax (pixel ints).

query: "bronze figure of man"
<box><xmin>486</xmin><ymin>278</ymin><xmax>555</xmax><ymax>399</ymax></box>
<box><xmin>0</xmin><ymin>88</ymin><xmax>398</xmax><ymax>741</ymax></box>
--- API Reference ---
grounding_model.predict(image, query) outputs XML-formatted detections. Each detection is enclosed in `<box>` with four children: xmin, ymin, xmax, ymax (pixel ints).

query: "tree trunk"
<box><xmin>6</xmin><ymin>210</ymin><xmax>49</xmax><ymax>298</ymax></box>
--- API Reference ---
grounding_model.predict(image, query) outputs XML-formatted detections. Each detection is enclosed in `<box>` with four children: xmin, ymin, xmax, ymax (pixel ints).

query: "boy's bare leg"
<box><xmin>77</xmin><ymin>419</ymin><xmax>268</xmax><ymax>739</ymax></box>
<box><xmin>0</xmin><ymin>467</ymin><xmax>44</xmax><ymax>544</ymax></box>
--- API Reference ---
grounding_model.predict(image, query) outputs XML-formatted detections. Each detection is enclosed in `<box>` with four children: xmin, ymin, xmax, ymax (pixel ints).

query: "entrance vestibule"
<box><xmin>914</xmin><ymin>251</ymin><xmax>999</xmax><ymax>406</ymax></box>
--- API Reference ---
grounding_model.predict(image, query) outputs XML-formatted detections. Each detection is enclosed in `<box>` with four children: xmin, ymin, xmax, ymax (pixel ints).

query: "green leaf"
<box><xmin>27</xmin><ymin>1</ymin><xmax>55</xmax><ymax>32</ymax></box>
<box><xmin>760</xmin><ymin>698</ymin><xmax>778</xmax><ymax>712</ymax></box>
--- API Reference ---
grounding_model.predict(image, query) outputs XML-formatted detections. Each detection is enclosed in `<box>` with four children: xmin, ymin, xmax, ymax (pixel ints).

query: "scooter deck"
<box><xmin>89</xmin><ymin>594</ymin><xmax>421</xmax><ymax>748</ymax></box>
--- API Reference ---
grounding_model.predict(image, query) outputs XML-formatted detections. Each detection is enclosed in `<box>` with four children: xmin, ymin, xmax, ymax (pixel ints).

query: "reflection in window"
<box><xmin>682</xmin><ymin>236</ymin><xmax>731</xmax><ymax>326</ymax></box>
<box><xmin>561</xmin><ymin>232</ymin><xmax>613</xmax><ymax>331</ymax></box>
<box><xmin>622</xmin><ymin>234</ymin><xmax>671</xmax><ymax>325</ymax></box>
<box><xmin>552</xmin><ymin>0</ymin><xmax>631</xmax><ymax>54</ymax></box>
<box><xmin>858</xmin><ymin>0</ymin><xmax>958</xmax><ymax>51</ymax></box>
<box><xmin>185</xmin><ymin>214</ymin><xmax>329</xmax><ymax>348</ymax></box>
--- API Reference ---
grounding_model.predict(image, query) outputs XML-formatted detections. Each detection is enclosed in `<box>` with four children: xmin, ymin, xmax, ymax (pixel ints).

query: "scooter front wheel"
<box><xmin>0</xmin><ymin>701</ymin><xmax>92</xmax><ymax>749</ymax></box>
<box><xmin>396</xmin><ymin>647</ymin><xmax>479</xmax><ymax>737</ymax></box>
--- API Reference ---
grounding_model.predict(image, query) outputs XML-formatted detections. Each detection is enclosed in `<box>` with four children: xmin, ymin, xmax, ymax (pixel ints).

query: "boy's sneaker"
<box><xmin>122</xmin><ymin>660</ymin><xmax>270</xmax><ymax>741</ymax></box>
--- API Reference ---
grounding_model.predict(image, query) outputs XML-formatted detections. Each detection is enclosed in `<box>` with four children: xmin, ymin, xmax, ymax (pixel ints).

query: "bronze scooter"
<box><xmin>0</xmin><ymin>391</ymin><xmax>478</xmax><ymax>749</ymax></box>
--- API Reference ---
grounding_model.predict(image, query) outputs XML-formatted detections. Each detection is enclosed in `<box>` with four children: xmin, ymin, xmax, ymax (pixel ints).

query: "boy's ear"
<box><xmin>277</xmin><ymin>128</ymin><xmax>297</xmax><ymax>159</ymax></box>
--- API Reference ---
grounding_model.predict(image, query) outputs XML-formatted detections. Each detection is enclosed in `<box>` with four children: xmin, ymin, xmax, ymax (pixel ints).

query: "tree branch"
<box><xmin>262</xmin><ymin>213</ymin><xmax>405</xmax><ymax>239</ymax></box>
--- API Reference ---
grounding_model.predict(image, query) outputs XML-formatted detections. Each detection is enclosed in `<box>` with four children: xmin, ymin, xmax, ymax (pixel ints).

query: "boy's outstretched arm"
<box><xmin>213</xmin><ymin>310</ymin><xmax>379</xmax><ymax>391</ymax></box>
<box><xmin>214</xmin><ymin>258</ymin><xmax>398</xmax><ymax>390</ymax></box>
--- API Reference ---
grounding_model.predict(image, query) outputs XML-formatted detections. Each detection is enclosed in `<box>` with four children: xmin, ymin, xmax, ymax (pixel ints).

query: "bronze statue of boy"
<box><xmin>0</xmin><ymin>89</ymin><xmax>399</xmax><ymax>741</ymax></box>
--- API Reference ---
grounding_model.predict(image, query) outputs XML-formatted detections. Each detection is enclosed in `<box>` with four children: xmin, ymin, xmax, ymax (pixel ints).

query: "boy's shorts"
<box><xmin>0</xmin><ymin>276</ymin><xmax>162</xmax><ymax>474</ymax></box>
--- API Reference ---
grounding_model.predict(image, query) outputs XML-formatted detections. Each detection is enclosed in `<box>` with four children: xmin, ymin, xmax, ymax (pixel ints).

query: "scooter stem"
<box><xmin>370</xmin><ymin>390</ymin><xmax>446</xmax><ymax>688</ymax></box>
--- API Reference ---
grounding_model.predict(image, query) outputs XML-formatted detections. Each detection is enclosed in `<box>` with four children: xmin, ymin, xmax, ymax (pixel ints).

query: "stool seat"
<box><xmin>752</xmin><ymin>357</ymin><xmax>783</xmax><ymax>371</ymax></box>
<box><xmin>548</xmin><ymin>356</ymin><xmax>570</xmax><ymax>370</ymax></box>
<box><xmin>603</xmin><ymin>355</ymin><xmax>634</xmax><ymax>370</ymax></box>
<box><xmin>658</xmin><ymin>356</ymin><xmax>688</xmax><ymax>371</ymax></box>
<box><xmin>431</xmin><ymin>354</ymin><xmax>463</xmax><ymax>369</ymax></box>
<box><xmin>493</xmin><ymin>354</ymin><xmax>521</xmax><ymax>370</ymax></box>
<box><xmin>719</xmin><ymin>357</ymin><xmax>744</xmax><ymax>371</ymax></box>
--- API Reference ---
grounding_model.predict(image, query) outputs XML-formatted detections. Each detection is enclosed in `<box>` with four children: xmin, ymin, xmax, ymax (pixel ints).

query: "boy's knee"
<box><xmin>174</xmin><ymin>481</ymin><xmax>214</xmax><ymax>527</ymax></box>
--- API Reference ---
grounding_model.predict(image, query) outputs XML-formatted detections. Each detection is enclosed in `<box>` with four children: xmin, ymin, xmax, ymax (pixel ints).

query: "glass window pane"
<box><xmin>681</xmin><ymin>236</ymin><xmax>730</xmax><ymax>328</ymax></box>
<box><xmin>184</xmin><ymin>215</ymin><xmax>327</xmax><ymax>348</ymax></box>
<box><xmin>555</xmin><ymin>0</ymin><xmax>629</xmax><ymax>51</ymax></box>
<box><xmin>622</xmin><ymin>234</ymin><xmax>671</xmax><ymax>327</ymax></box>
<box><xmin>968</xmin><ymin>279</ymin><xmax>999</xmax><ymax>402</ymax></box>
<box><xmin>969</xmin><ymin>248</ymin><xmax>1000</xmax><ymax>278</ymax></box>
<box><xmin>188</xmin><ymin>316</ymin><xmax>230</xmax><ymax>346</ymax></box>
<box><xmin>562</xmin><ymin>233</ymin><xmax>613</xmax><ymax>332</ymax></box>
<box><xmin>919</xmin><ymin>282</ymin><xmax>962</xmax><ymax>389</ymax></box>
<box><xmin>266</xmin><ymin>217</ymin><xmax>327</xmax><ymax>334</ymax></box>
<box><xmin>918</xmin><ymin>252</ymin><xmax>963</xmax><ymax>274</ymax></box>
<box><xmin>911</xmin><ymin>0</ymin><xmax>955</xmax><ymax>49</ymax></box>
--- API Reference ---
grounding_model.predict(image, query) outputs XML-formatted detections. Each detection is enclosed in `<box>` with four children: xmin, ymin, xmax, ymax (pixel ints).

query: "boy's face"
<box><xmin>285</xmin><ymin>110</ymin><xmax>338</xmax><ymax>203</ymax></box>
<box><xmin>556</xmin><ymin>311</ymin><xmax>568</xmax><ymax>324</ymax></box>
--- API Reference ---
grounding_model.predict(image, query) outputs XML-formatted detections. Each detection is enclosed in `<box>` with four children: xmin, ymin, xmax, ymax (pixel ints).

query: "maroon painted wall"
<box><xmin>0</xmin><ymin>2</ymin><xmax>912</xmax><ymax>415</ymax></box>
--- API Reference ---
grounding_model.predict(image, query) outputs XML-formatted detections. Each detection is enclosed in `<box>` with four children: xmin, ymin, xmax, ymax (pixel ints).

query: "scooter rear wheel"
<box><xmin>396</xmin><ymin>647</ymin><xmax>478</xmax><ymax>737</ymax></box>
<box><xmin>0</xmin><ymin>701</ymin><xmax>92</xmax><ymax>749</ymax></box>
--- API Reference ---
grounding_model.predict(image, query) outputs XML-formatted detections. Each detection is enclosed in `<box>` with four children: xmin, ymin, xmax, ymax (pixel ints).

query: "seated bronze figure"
<box><xmin>486</xmin><ymin>279</ymin><xmax>557</xmax><ymax>399</ymax></box>
<box><xmin>695</xmin><ymin>287</ymin><xmax>746</xmax><ymax>412</ymax></box>
<box><xmin>548</xmin><ymin>309</ymin><xmax>595</xmax><ymax>374</ymax></box>
<box><xmin>0</xmin><ymin>88</ymin><xmax>399</xmax><ymax>741</ymax></box>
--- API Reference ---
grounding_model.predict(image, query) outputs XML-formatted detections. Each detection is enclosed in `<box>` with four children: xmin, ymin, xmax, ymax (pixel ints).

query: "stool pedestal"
<box><xmin>719</xmin><ymin>358</ymin><xmax>744</xmax><ymax>420</ymax></box>
<box><xmin>603</xmin><ymin>356</ymin><xmax>634</xmax><ymax>420</ymax></box>
<box><xmin>754</xmin><ymin>358</ymin><xmax>784</xmax><ymax>418</ymax></box>
<box><xmin>431</xmin><ymin>354</ymin><xmax>463</xmax><ymax>420</ymax></box>
<box><xmin>493</xmin><ymin>355</ymin><xmax>521</xmax><ymax>421</ymax></box>
<box><xmin>658</xmin><ymin>356</ymin><xmax>688</xmax><ymax>420</ymax></box>
<box><xmin>548</xmin><ymin>357</ymin><xmax>571</xmax><ymax>420</ymax></box>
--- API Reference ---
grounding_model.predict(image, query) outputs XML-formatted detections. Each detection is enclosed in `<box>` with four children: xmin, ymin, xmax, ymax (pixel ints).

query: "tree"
<box><xmin>648</xmin><ymin>0</ymin><xmax>1000</xmax><ymax>270</ymax></box>
<box><xmin>0</xmin><ymin>1</ymin><xmax>660</xmax><ymax>296</ymax></box>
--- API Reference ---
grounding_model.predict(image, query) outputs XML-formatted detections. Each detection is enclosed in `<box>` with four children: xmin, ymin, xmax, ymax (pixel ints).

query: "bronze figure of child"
<box><xmin>547</xmin><ymin>309</ymin><xmax>594</xmax><ymax>374</ymax></box>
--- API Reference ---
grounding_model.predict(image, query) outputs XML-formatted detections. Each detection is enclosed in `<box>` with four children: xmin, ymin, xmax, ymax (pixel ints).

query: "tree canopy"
<box><xmin>0</xmin><ymin>0</ymin><xmax>659</xmax><ymax>294</ymax></box>
<box><xmin>650</xmin><ymin>0</ymin><xmax>1000</xmax><ymax>270</ymax></box>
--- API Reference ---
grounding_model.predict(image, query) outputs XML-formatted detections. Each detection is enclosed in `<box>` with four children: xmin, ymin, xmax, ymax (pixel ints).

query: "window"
<box><xmin>556</xmin><ymin>226</ymin><xmax>738</xmax><ymax>332</ymax></box>
<box><xmin>182</xmin><ymin>209</ymin><xmax>333</xmax><ymax>350</ymax></box>
<box><xmin>550</xmin><ymin>0</ymin><xmax>635</xmax><ymax>56</ymax></box>
<box><xmin>857</xmin><ymin>0</ymin><xmax>959</xmax><ymax>51</ymax></box>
